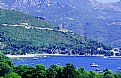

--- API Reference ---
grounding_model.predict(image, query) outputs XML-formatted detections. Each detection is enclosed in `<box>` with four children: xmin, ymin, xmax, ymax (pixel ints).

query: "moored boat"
<box><xmin>90</xmin><ymin>63</ymin><xmax>99</xmax><ymax>67</ymax></box>
<box><xmin>117</xmin><ymin>67</ymin><xmax>121</xmax><ymax>70</ymax></box>
<box><xmin>109</xmin><ymin>56</ymin><xmax>121</xmax><ymax>58</ymax></box>
<box><xmin>96</xmin><ymin>68</ymin><xmax>101</xmax><ymax>71</ymax></box>
<box><xmin>103</xmin><ymin>56</ymin><xmax>107</xmax><ymax>58</ymax></box>
<box><xmin>43</xmin><ymin>55</ymin><xmax>47</xmax><ymax>57</ymax></box>
<box><xmin>31</xmin><ymin>63</ymin><xmax>35</xmax><ymax>65</ymax></box>
<box><xmin>32</xmin><ymin>57</ymin><xmax>39</xmax><ymax>60</ymax></box>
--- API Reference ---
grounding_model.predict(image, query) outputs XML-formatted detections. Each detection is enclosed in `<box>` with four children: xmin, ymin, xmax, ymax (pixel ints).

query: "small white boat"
<box><xmin>103</xmin><ymin>56</ymin><xmax>107</xmax><ymax>58</ymax></box>
<box><xmin>31</xmin><ymin>63</ymin><xmax>34</xmax><ymax>65</ymax></box>
<box><xmin>98</xmin><ymin>71</ymin><xmax>103</xmax><ymax>73</ymax></box>
<box><xmin>117</xmin><ymin>67</ymin><xmax>121</xmax><ymax>70</ymax></box>
<box><xmin>32</xmin><ymin>57</ymin><xmax>39</xmax><ymax>60</ymax></box>
<box><xmin>109</xmin><ymin>56</ymin><xmax>121</xmax><ymax>58</ymax></box>
<box><xmin>96</xmin><ymin>68</ymin><xmax>101</xmax><ymax>71</ymax></box>
<box><xmin>56</xmin><ymin>63</ymin><xmax>61</xmax><ymax>66</ymax></box>
<box><xmin>90</xmin><ymin>63</ymin><xmax>99</xmax><ymax>67</ymax></box>
<box><xmin>21</xmin><ymin>60</ymin><xmax>25</xmax><ymax>62</ymax></box>
<box><xmin>43</xmin><ymin>55</ymin><xmax>47</xmax><ymax>57</ymax></box>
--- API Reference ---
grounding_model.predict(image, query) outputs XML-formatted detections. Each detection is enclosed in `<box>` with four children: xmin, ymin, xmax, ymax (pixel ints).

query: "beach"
<box><xmin>6</xmin><ymin>54</ymin><xmax>104</xmax><ymax>58</ymax></box>
<box><xmin>5</xmin><ymin>54</ymin><xmax>66</xmax><ymax>58</ymax></box>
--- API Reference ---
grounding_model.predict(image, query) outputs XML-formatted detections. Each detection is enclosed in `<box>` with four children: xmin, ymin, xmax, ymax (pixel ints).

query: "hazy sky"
<box><xmin>96</xmin><ymin>0</ymin><xmax>120</xmax><ymax>3</ymax></box>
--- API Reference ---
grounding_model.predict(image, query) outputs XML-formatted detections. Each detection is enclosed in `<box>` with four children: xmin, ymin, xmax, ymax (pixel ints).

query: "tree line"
<box><xmin>0</xmin><ymin>52</ymin><xmax>121</xmax><ymax>78</ymax></box>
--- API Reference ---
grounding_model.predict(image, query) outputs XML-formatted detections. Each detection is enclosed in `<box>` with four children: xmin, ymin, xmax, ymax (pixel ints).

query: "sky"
<box><xmin>96</xmin><ymin>0</ymin><xmax>120</xmax><ymax>3</ymax></box>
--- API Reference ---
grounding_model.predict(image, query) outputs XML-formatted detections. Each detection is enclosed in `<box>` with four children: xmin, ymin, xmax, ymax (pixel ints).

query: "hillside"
<box><xmin>1</xmin><ymin>0</ymin><xmax>121</xmax><ymax>48</ymax></box>
<box><xmin>0</xmin><ymin>9</ymin><xmax>112</xmax><ymax>55</ymax></box>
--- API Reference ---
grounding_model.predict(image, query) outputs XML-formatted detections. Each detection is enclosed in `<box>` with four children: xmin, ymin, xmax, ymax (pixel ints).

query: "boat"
<box><xmin>43</xmin><ymin>55</ymin><xmax>47</xmax><ymax>57</ymax></box>
<box><xmin>32</xmin><ymin>57</ymin><xmax>39</xmax><ymax>60</ymax></box>
<box><xmin>117</xmin><ymin>67</ymin><xmax>121</xmax><ymax>70</ymax></box>
<box><xmin>103</xmin><ymin>56</ymin><xmax>107</xmax><ymax>58</ymax></box>
<box><xmin>90</xmin><ymin>63</ymin><xmax>99</xmax><ymax>67</ymax></box>
<box><xmin>31</xmin><ymin>63</ymin><xmax>35</xmax><ymax>65</ymax></box>
<box><xmin>98</xmin><ymin>71</ymin><xmax>103</xmax><ymax>73</ymax></box>
<box><xmin>21</xmin><ymin>60</ymin><xmax>25</xmax><ymax>62</ymax></box>
<box><xmin>96</xmin><ymin>68</ymin><xmax>101</xmax><ymax>71</ymax></box>
<box><xmin>56</xmin><ymin>63</ymin><xmax>61</xmax><ymax>66</ymax></box>
<box><xmin>109</xmin><ymin>56</ymin><xmax>121</xmax><ymax>58</ymax></box>
<box><xmin>16</xmin><ymin>58</ymin><xmax>22</xmax><ymax>60</ymax></box>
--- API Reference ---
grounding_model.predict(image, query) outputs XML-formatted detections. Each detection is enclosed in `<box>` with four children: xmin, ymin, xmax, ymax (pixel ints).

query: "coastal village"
<box><xmin>0</xmin><ymin>39</ymin><xmax>121</xmax><ymax>57</ymax></box>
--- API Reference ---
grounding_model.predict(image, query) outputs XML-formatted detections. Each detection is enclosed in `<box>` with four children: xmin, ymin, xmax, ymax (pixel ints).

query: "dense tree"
<box><xmin>0</xmin><ymin>52</ymin><xmax>13</xmax><ymax>67</ymax></box>
<box><xmin>62</xmin><ymin>63</ymin><xmax>78</xmax><ymax>78</ymax></box>
<box><xmin>4</xmin><ymin>72</ymin><xmax>22</xmax><ymax>78</ymax></box>
<box><xmin>14</xmin><ymin>65</ymin><xmax>36</xmax><ymax>78</ymax></box>
<box><xmin>46</xmin><ymin>64</ymin><xmax>59</xmax><ymax>78</ymax></box>
<box><xmin>114</xmin><ymin>72</ymin><xmax>121</xmax><ymax>78</ymax></box>
<box><xmin>86</xmin><ymin>71</ymin><xmax>101</xmax><ymax>78</ymax></box>
<box><xmin>3</xmin><ymin>64</ymin><xmax>120</xmax><ymax>78</ymax></box>
<box><xmin>35</xmin><ymin>64</ymin><xmax>46</xmax><ymax>78</ymax></box>
<box><xmin>77</xmin><ymin>68</ymin><xmax>87</xmax><ymax>78</ymax></box>
<box><xmin>0</xmin><ymin>52</ymin><xmax>13</xmax><ymax>77</ymax></box>
<box><xmin>56</xmin><ymin>66</ymin><xmax>64</xmax><ymax>78</ymax></box>
<box><xmin>104</xmin><ymin>74</ymin><xmax>115</xmax><ymax>78</ymax></box>
<box><xmin>0</xmin><ymin>62</ymin><xmax>12</xmax><ymax>76</ymax></box>
<box><xmin>103</xmin><ymin>68</ymin><xmax>113</xmax><ymax>77</ymax></box>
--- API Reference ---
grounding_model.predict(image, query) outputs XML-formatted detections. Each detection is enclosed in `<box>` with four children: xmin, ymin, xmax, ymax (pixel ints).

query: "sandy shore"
<box><xmin>5</xmin><ymin>54</ymin><xmax>104</xmax><ymax>58</ymax></box>
<box><xmin>6</xmin><ymin>54</ymin><xmax>66</xmax><ymax>58</ymax></box>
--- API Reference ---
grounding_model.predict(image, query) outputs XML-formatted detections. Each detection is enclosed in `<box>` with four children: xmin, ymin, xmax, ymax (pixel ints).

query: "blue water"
<box><xmin>12</xmin><ymin>56</ymin><xmax>121</xmax><ymax>72</ymax></box>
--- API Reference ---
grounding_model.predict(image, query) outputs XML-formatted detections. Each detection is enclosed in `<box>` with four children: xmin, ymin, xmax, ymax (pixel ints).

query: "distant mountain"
<box><xmin>0</xmin><ymin>0</ymin><xmax>121</xmax><ymax>47</ymax></box>
<box><xmin>0</xmin><ymin>0</ymin><xmax>121</xmax><ymax>48</ymax></box>
<box><xmin>110</xmin><ymin>0</ymin><xmax>121</xmax><ymax>8</ymax></box>
<box><xmin>0</xmin><ymin>9</ymin><xmax>111</xmax><ymax>55</ymax></box>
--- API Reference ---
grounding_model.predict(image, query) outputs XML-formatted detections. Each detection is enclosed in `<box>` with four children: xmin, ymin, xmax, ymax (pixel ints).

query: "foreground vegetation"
<box><xmin>0</xmin><ymin>52</ymin><xmax>121</xmax><ymax>78</ymax></box>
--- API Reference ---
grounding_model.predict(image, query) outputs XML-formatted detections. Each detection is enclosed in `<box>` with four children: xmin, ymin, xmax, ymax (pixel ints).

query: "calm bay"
<box><xmin>12</xmin><ymin>56</ymin><xmax>121</xmax><ymax>72</ymax></box>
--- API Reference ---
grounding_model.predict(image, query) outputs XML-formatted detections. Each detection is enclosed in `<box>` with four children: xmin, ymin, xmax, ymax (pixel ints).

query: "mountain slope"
<box><xmin>1</xmin><ymin>0</ymin><xmax>121</xmax><ymax>48</ymax></box>
<box><xmin>0</xmin><ymin>9</ymin><xmax>111</xmax><ymax>55</ymax></box>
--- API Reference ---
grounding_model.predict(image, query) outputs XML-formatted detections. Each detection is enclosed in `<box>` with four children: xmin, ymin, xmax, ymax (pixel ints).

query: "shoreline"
<box><xmin>5</xmin><ymin>54</ymin><xmax>105</xmax><ymax>58</ymax></box>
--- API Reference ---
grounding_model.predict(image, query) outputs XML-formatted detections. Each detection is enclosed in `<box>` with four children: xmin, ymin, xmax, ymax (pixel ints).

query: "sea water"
<box><xmin>12</xmin><ymin>56</ymin><xmax>121</xmax><ymax>72</ymax></box>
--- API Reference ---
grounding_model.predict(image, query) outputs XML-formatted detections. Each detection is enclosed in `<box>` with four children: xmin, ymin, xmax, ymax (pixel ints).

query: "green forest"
<box><xmin>0</xmin><ymin>52</ymin><xmax>121</xmax><ymax>78</ymax></box>
<box><xmin>0</xmin><ymin>9</ymin><xmax>112</xmax><ymax>56</ymax></box>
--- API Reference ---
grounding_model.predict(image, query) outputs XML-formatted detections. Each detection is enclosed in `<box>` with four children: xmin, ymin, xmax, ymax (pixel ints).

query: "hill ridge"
<box><xmin>0</xmin><ymin>9</ymin><xmax>112</xmax><ymax>56</ymax></box>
